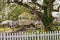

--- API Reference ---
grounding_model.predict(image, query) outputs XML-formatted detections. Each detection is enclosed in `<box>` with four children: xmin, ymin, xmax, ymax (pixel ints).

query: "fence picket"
<box><xmin>37</xmin><ymin>31</ymin><xmax>39</xmax><ymax>40</ymax></box>
<box><xmin>51</xmin><ymin>31</ymin><xmax>53</xmax><ymax>40</ymax></box>
<box><xmin>45</xmin><ymin>32</ymin><xmax>47</xmax><ymax>40</ymax></box>
<box><xmin>55</xmin><ymin>31</ymin><xmax>57</xmax><ymax>40</ymax></box>
<box><xmin>1</xmin><ymin>33</ymin><xmax>3</xmax><ymax>40</ymax></box>
<box><xmin>49</xmin><ymin>31</ymin><xmax>51</xmax><ymax>40</ymax></box>
<box><xmin>15</xmin><ymin>33</ymin><xmax>17</xmax><ymax>40</ymax></box>
<box><xmin>40</xmin><ymin>32</ymin><xmax>43</xmax><ymax>40</ymax></box>
<box><xmin>19</xmin><ymin>32</ymin><xmax>21</xmax><ymax>40</ymax></box>
<box><xmin>6</xmin><ymin>32</ymin><xmax>8</xmax><ymax>40</ymax></box>
<box><xmin>59</xmin><ymin>31</ymin><xmax>60</xmax><ymax>40</ymax></box>
<box><xmin>24</xmin><ymin>32</ymin><xmax>26</xmax><ymax>40</ymax></box>
<box><xmin>4</xmin><ymin>32</ymin><xmax>6</xmax><ymax>40</ymax></box>
<box><xmin>31</xmin><ymin>32</ymin><xmax>33</xmax><ymax>40</ymax></box>
<box><xmin>47</xmin><ymin>32</ymin><xmax>49</xmax><ymax>40</ymax></box>
<box><xmin>57</xmin><ymin>31</ymin><xmax>58</xmax><ymax>40</ymax></box>
<box><xmin>29</xmin><ymin>32</ymin><xmax>32</xmax><ymax>40</ymax></box>
<box><xmin>17</xmin><ymin>33</ymin><xmax>19</xmax><ymax>40</ymax></box>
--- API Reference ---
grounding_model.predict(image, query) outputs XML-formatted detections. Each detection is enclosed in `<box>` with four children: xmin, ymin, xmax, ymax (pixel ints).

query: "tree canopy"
<box><xmin>0</xmin><ymin>0</ymin><xmax>60</xmax><ymax>31</ymax></box>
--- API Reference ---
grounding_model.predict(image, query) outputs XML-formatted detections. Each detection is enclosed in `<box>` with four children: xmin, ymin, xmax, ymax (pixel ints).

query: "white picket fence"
<box><xmin>0</xmin><ymin>31</ymin><xmax>60</xmax><ymax>40</ymax></box>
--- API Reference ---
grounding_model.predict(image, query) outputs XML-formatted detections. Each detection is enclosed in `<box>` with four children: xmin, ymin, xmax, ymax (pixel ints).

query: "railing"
<box><xmin>0</xmin><ymin>31</ymin><xmax>60</xmax><ymax>40</ymax></box>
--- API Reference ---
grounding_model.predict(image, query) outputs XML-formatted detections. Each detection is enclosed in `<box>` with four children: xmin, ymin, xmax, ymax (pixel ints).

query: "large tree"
<box><xmin>6</xmin><ymin>0</ymin><xmax>60</xmax><ymax>31</ymax></box>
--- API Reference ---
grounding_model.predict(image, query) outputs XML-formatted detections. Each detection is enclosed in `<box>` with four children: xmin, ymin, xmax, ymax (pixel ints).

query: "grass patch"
<box><xmin>0</xmin><ymin>28</ymin><xmax>12</xmax><ymax>32</ymax></box>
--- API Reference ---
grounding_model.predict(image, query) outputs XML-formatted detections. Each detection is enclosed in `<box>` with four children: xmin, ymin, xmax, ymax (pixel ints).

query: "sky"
<box><xmin>52</xmin><ymin>0</ymin><xmax>60</xmax><ymax>17</ymax></box>
<box><xmin>53</xmin><ymin>0</ymin><xmax>60</xmax><ymax>9</ymax></box>
<box><xmin>23</xmin><ymin>0</ymin><xmax>60</xmax><ymax>17</ymax></box>
<box><xmin>23</xmin><ymin>0</ymin><xmax>60</xmax><ymax>10</ymax></box>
